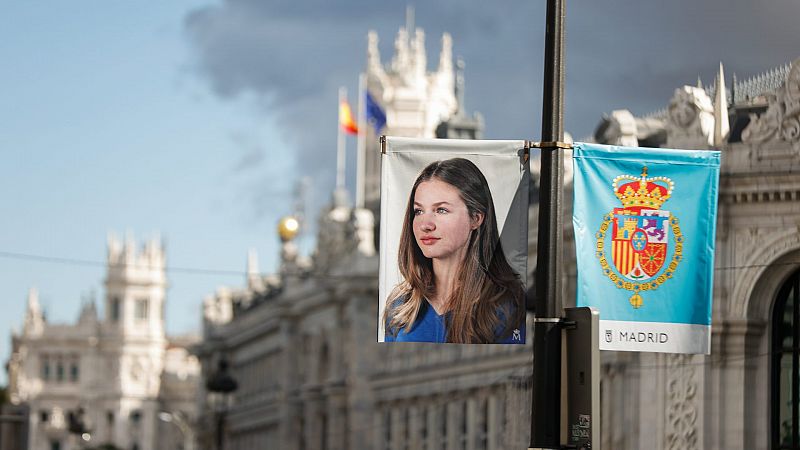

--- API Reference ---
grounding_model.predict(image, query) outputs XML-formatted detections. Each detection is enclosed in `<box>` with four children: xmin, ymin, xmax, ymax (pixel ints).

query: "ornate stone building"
<box><xmin>6</xmin><ymin>235</ymin><xmax>200</xmax><ymax>450</ymax></box>
<box><xmin>193</xmin><ymin>15</ymin><xmax>800</xmax><ymax>449</ymax></box>
<box><xmin>360</xmin><ymin>21</ymin><xmax>482</xmax><ymax>216</ymax></box>
<box><xmin>593</xmin><ymin>59</ymin><xmax>800</xmax><ymax>450</ymax></box>
<box><xmin>193</xmin><ymin>23</ymin><xmax>533</xmax><ymax>450</ymax></box>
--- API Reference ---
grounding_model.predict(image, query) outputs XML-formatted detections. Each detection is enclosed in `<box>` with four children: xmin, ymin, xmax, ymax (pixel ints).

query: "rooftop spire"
<box><xmin>455</xmin><ymin>57</ymin><xmax>466</xmax><ymax>116</ymax></box>
<box><xmin>438</xmin><ymin>33</ymin><xmax>453</xmax><ymax>76</ymax></box>
<box><xmin>24</xmin><ymin>287</ymin><xmax>44</xmax><ymax>336</ymax></box>
<box><xmin>405</xmin><ymin>5</ymin><xmax>415</xmax><ymax>44</ymax></box>
<box><xmin>714</xmin><ymin>62</ymin><xmax>730</xmax><ymax>147</ymax></box>
<box><xmin>247</xmin><ymin>249</ymin><xmax>264</xmax><ymax>291</ymax></box>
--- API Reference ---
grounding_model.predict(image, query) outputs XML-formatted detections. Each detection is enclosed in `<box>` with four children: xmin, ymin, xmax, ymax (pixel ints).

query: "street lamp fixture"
<box><xmin>67</xmin><ymin>407</ymin><xmax>92</xmax><ymax>447</ymax></box>
<box><xmin>205</xmin><ymin>358</ymin><xmax>238</xmax><ymax>450</ymax></box>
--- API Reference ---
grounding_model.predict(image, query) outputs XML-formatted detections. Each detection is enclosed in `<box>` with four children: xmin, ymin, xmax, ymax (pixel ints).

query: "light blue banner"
<box><xmin>573</xmin><ymin>143</ymin><xmax>720</xmax><ymax>353</ymax></box>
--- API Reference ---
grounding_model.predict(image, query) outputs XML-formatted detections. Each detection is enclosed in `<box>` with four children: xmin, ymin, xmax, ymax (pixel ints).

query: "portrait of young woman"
<box><xmin>382</xmin><ymin>157</ymin><xmax>526</xmax><ymax>344</ymax></box>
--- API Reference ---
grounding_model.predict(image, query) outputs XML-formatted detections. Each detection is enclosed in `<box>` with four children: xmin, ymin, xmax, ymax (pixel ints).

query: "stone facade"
<box><xmin>6</xmin><ymin>235</ymin><xmax>200</xmax><ymax>450</ymax></box>
<box><xmin>594</xmin><ymin>59</ymin><xmax>800</xmax><ymax>450</ymax></box>
<box><xmin>193</xmin><ymin>21</ymin><xmax>800</xmax><ymax>450</ymax></box>
<box><xmin>193</xmin><ymin>24</ymin><xmax>531</xmax><ymax>450</ymax></box>
<box><xmin>361</xmin><ymin>24</ymin><xmax>473</xmax><ymax>216</ymax></box>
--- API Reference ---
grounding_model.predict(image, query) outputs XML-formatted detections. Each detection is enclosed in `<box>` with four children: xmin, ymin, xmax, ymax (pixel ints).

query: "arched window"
<box><xmin>772</xmin><ymin>268</ymin><xmax>800</xmax><ymax>449</ymax></box>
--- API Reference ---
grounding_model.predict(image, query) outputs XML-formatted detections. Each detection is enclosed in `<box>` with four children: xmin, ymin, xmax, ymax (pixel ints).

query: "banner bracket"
<box><xmin>529</xmin><ymin>140</ymin><xmax>573</xmax><ymax>149</ymax></box>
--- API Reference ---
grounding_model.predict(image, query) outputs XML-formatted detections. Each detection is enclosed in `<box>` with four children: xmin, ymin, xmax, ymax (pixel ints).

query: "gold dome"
<box><xmin>277</xmin><ymin>216</ymin><xmax>300</xmax><ymax>242</ymax></box>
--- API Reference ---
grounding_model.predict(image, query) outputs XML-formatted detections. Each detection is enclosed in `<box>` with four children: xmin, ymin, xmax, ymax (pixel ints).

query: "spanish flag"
<box><xmin>339</xmin><ymin>100</ymin><xmax>358</xmax><ymax>135</ymax></box>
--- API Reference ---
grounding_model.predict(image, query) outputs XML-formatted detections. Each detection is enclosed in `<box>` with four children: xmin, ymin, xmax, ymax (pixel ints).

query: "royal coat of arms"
<box><xmin>595</xmin><ymin>167</ymin><xmax>683</xmax><ymax>308</ymax></box>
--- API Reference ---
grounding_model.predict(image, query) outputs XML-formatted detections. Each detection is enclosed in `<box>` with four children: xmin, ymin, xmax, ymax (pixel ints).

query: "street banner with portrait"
<box><xmin>379</xmin><ymin>137</ymin><xmax>529</xmax><ymax>344</ymax></box>
<box><xmin>573</xmin><ymin>142</ymin><xmax>721</xmax><ymax>354</ymax></box>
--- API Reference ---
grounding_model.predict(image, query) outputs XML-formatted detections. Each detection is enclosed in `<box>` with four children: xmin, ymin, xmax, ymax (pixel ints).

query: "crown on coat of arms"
<box><xmin>612</xmin><ymin>167</ymin><xmax>674</xmax><ymax>209</ymax></box>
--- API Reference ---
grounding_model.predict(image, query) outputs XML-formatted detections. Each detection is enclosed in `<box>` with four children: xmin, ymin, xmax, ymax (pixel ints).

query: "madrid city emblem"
<box><xmin>595</xmin><ymin>167</ymin><xmax>683</xmax><ymax>308</ymax></box>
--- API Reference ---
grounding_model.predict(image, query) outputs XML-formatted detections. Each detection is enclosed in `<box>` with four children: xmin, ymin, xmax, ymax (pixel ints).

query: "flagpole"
<box><xmin>356</xmin><ymin>74</ymin><xmax>367</xmax><ymax>209</ymax></box>
<box><xmin>337</xmin><ymin>86</ymin><xmax>347</xmax><ymax>191</ymax></box>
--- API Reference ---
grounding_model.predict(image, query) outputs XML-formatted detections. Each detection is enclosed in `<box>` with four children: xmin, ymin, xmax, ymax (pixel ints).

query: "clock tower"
<box><xmin>103</xmin><ymin>233</ymin><xmax>167</xmax><ymax>449</ymax></box>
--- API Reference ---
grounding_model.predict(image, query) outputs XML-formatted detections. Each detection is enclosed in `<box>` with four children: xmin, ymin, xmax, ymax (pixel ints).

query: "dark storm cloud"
<box><xmin>230</xmin><ymin>131</ymin><xmax>266</xmax><ymax>172</ymax></box>
<box><xmin>567</xmin><ymin>0</ymin><xmax>800</xmax><ymax>135</ymax></box>
<box><xmin>185</xmin><ymin>0</ymin><xmax>800</xmax><ymax>202</ymax></box>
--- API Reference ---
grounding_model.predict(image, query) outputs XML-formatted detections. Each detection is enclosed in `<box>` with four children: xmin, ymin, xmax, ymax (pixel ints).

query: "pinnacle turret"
<box><xmin>23</xmin><ymin>287</ymin><xmax>44</xmax><ymax>336</ymax></box>
<box><xmin>714</xmin><ymin>62</ymin><xmax>730</xmax><ymax>147</ymax></box>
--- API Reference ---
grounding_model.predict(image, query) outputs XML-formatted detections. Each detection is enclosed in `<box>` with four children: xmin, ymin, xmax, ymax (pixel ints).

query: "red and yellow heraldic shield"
<box><xmin>594</xmin><ymin>166</ymin><xmax>684</xmax><ymax>309</ymax></box>
<box><xmin>611</xmin><ymin>207</ymin><xmax>670</xmax><ymax>281</ymax></box>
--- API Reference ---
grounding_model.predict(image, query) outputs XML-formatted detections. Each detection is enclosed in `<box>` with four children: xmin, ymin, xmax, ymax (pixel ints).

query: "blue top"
<box><xmin>385</xmin><ymin>300</ymin><xmax>525</xmax><ymax>344</ymax></box>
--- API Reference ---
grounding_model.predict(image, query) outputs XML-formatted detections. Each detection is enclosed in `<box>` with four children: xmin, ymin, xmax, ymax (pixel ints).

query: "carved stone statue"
<box><xmin>742</xmin><ymin>58</ymin><xmax>800</xmax><ymax>160</ymax></box>
<box><xmin>666</xmin><ymin>86</ymin><xmax>714</xmax><ymax>149</ymax></box>
<box><xmin>595</xmin><ymin>109</ymin><xmax>639</xmax><ymax>146</ymax></box>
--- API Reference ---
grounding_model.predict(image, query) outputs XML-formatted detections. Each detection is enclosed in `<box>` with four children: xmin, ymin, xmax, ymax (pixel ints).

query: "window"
<box><xmin>41</xmin><ymin>356</ymin><xmax>50</xmax><ymax>381</ymax></box>
<box><xmin>419</xmin><ymin>405</ymin><xmax>428</xmax><ymax>447</ymax></box>
<box><xmin>134</xmin><ymin>298</ymin><xmax>149</xmax><ymax>321</ymax></box>
<box><xmin>40</xmin><ymin>410</ymin><xmax>49</xmax><ymax>423</ymax></box>
<box><xmin>70</xmin><ymin>361</ymin><xmax>79</xmax><ymax>382</ymax></box>
<box><xmin>110</xmin><ymin>297</ymin><xmax>121</xmax><ymax>321</ymax></box>
<box><xmin>107</xmin><ymin>411</ymin><xmax>115</xmax><ymax>442</ymax></box>
<box><xmin>130</xmin><ymin>410</ymin><xmax>141</xmax><ymax>424</ymax></box>
<box><xmin>773</xmin><ymin>269</ymin><xmax>800</xmax><ymax>449</ymax></box>
<box><xmin>56</xmin><ymin>360</ymin><xmax>64</xmax><ymax>382</ymax></box>
<box><xmin>50</xmin><ymin>441</ymin><xmax>61</xmax><ymax>450</ymax></box>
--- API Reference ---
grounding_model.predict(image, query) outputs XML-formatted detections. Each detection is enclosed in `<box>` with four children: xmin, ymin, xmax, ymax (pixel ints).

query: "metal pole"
<box><xmin>336</xmin><ymin>87</ymin><xmax>347</xmax><ymax>190</ymax></box>
<box><xmin>216</xmin><ymin>411</ymin><xmax>225</xmax><ymax>450</ymax></box>
<box><xmin>531</xmin><ymin>0</ymin><xmax>566</xmax><ymax>447</ymax></box>
<box><xmin>356</xmin><ymin>73</ymin><xmax>367</xmax><ymax>209</ymax></box>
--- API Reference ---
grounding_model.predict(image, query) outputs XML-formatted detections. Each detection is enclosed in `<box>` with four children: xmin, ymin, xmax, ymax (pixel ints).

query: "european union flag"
<box><xmin>572</xmin><ymin>143</ymin><xmax>721</xmax><ymax>354</ymax></box>
<box><xmin>366</xmin><ymin>91</ymin><xmax>387</xmax><ymax>134</ymax></box>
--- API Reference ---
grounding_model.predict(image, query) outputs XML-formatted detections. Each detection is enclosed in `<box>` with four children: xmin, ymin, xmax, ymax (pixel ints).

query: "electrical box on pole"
<box><xmin>564</xmin><ymin>307</ymin><xmax>600</xmax><ymax>450</ymax></box>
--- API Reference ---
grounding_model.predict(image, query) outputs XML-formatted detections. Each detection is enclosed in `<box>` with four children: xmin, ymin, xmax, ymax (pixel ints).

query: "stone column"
<box><xmin>390</xmin><ymin>404</ymin><xmax>405</xmax><ymax>450</ymax></box>
<box><xmin>279</xmin><ymin>315</ymin><xmax>301</xmax><ymax>450</ymax></box>
<box><xmin>407</xmin><ymin>404</ymin><xmax>422</xmax><ymax>450</ymax></box>
<box><xmin>303</xmin><ymin>390</ymin><xmax>323</xmax><ymax>450</ymax></box>
<box><xmin>715</xmin><ymin>319</ymin><xmax>765</xmax><ymax>450</ymax></box>
<box><xmin>325</xmin><ymin>386</ymin><xmax>348</xmax><ymax>450</ymax></box>
<box><xmin>344</xmin><ymin>285</ymin><xmax>378</xmax><ymax>450</ymax></box>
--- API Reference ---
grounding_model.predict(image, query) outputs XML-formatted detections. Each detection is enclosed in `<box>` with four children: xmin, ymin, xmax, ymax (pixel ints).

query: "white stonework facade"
<box><xmin>593</xmin><ymin>59</ymin><xmax>800</xmax><ymax>450</ymax></box>
<box><xmin>7</xmin><ymin>235</ymin><xmax>200</xmax><ymax>450</ymax></box>
<box><xmin>193</xmin><ymin>24</ymin><xmax>531</xmax><ymax>450</ymax></box>
<box><xmin>193</xmin><ymin>23</ymin><xmax>800</xmax><ymax>450</ymax></box>
<box><xmin>361</xmin><ymin>24</ymin><xmax>462</xmax><ymax>214</ymax></box>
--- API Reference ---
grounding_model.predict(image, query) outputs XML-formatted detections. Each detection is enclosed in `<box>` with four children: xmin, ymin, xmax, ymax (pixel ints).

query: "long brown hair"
<box><xmin>384</xmin><ymin>158</ymin><xmax>525</xmax><ymax>343</ymax></box>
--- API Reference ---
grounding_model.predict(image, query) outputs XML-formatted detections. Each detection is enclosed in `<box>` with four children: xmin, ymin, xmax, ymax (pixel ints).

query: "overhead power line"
<box><xmin>0</xmin><ymin>249</ymin><xmax>797</xmax><ymax>275</ymax></box>
<box><xmin>0</xmin><ymin>250</ymin><xmax>244</xmax><ymax>277</ymax></box>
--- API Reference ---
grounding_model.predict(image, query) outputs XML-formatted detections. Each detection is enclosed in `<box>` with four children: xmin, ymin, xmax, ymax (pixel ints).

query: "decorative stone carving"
<box><xmin>353</xmin><ymin>208</ymin><xmax>376</xmax><ymax>256</ymax></box>
<box><xmin>367</xmin><ymin>31</ymin><xmax>382</xmax><ymax>76</ymax></box>
<box><xmin>23</xmin><ymin>287</ymin><xmax>44</xmax><ymax>336</ymax></box>
<box><xmin>742</xmin><ymin>59</ymin><xmax>800</xmax><ymax>160</ymax></box>
<box><xmin>595</xmin><ymin>109</ymin><xmax>639</xmax><ymax>146</ymax></box>
<box><xmin>665</xmin><ymin>354</ymin><xmax>698</xmax><ymax>450</ymax></box>
<box><xmin>666</xmin><ymin>86</ymin><xmax>715</xmax><ymax>149</ymax></box>
<box><xmin>313</xmin><ymin>196</ymin><xmax>358</xmax><ymax>274</ymax></box>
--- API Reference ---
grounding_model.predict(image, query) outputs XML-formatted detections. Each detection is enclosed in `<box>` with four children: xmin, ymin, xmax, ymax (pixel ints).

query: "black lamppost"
<box><xmin>532</xmin><ymin>0</ymin><xmax>567</xmax><ymax>448</ymax></box>
<box><xmin>205</xmin><ymin>358</ymin><xmax>238</xmax><ymax>450</ymax></box>
<box><xmin>67</xmin><ymin>407</ymin><xmax>91</xmax><ymax>448</ymax></box>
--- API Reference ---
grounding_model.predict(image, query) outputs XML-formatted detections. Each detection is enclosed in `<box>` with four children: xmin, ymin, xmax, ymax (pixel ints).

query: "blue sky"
<box><xmin>0</xmin><ymin>1</ymin><xmax>302</xmax><ymax>384</ymax></box>
<box><xmin>2</xmin><ymin>0</ymin><xmax>799</xmax><ymax>386</ymax></box>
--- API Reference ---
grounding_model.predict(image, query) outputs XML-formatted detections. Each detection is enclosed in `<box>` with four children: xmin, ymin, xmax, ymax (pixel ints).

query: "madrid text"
<box><xmin>619</xmin><ymin>331</ymin><xmax>669</xmax><ymax>343</ymax></box>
